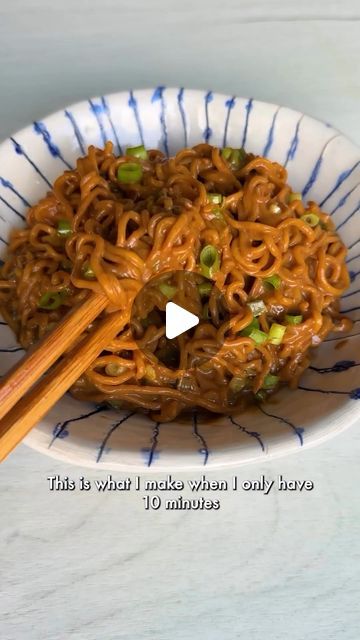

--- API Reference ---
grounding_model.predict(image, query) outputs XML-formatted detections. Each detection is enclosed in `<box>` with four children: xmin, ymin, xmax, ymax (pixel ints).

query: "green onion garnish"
<box><xmin>207</xmin><ymin>193</ymin><xmax>223</xmax><ymax>205</ymax></box>
<box><xmin>263</xmin><ymin>274</ymin><xmax>281</xmax><ymax>290</ymax></box>
<box><xmin>198</xmin><ymin>282</ymin><xmax>213</xmax><ymax>297</ymax></box>
<box><xmin>229</xmin><ymin>376</ymin><xmax>247</xmax><ymax>393</ymax></box>
<box><xmin>144</xmin><ymin>365</ymin><xmax>157</xmax><ymax>381</ymax></box>
<box><xmin>268</xmin><ymin>323</ymin><xmax>286</xmax><ymax>345</ymax></box>
<box><xmin>254</xmin><ymin>390</ymin><xmax>267</xmax><ymax>403</ymax></box>
<box><xmin>38</xmin><ymin>290</ymin><xmax>67</xmax><ymax>310</ymax></box>
<box><xmin>117</xmin><ymin>162</ymin><xmax>143</xmax><ymax>184</ymax></box>
<box><xmin>288</xmin><ymin>192</ymin><xmax>302</xmax><ymax>203</ymax></box>
<box><xmin>247</xmin><ymin>300</ymin><xmax>267</xmax><ymax>317</ymax></box>
<box><xmin>108</xmin><ymin>400</ymin><xmax>123</xmax><ymax>409</ymax></box>
<box><xmin>202</xmin><ymin>302</ymin><xmax>210</xmax><ymax>320</ymax></box>
<box><xmin>300</xmin><ymin>213</ymin><xmax>319</xmax><ymax>227</ymax></box>
<box><xmin>221</xmin><ymin>147</ymin><xmax>246</xmax><ymax>170</ymax></box>
<box><xmin>159</xmin><ymin>283</ymin><xmax>177</xmax><ymax>299</ymax></box>
<box><xmin>249</xmin><ymin>328</ymin><xmax>268</xmax><ymax>344</ymax></box>
<box><xmin>57</xmin><ymin>219</ymin><xmax>72</xmax><ymax>237</ymax></box>
<box><xmin>126</xmin><ymin>144</ymin><xmax>148</xmax><ymax>160</ymax></box>
<box><xmin>105</xmin><ymin>363</ymin><xmax>126</xmax><ymax>376</ymax></box>
<box><xmin>199</xmin><ymin>244</ymin><xmax>220</xmax><ymax>279</ymax></box>
<box><xmin>285</xmin><ymin>314</ymin><xmax>303</xmax><ymax>325</ymax></box>
<box><xmin>262</xmin><ymin>374</ymin><xmax>279</xmax><ymax>389</ymax></box>
<box><xmin>241</xmin><ymin>318</ymin><xmax>260</xmax><ymax>337</ymax></box>
<box><xmin>82</xmin><ymin>263</ymin><xmax>96</xmax><ymax>280</ymax></box>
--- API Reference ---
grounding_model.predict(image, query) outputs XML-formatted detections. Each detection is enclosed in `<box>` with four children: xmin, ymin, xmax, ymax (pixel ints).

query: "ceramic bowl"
<box><xmin>1</xmin><ymin>88</ymin><xmax>359</xmax><ymax>471</ymax></box>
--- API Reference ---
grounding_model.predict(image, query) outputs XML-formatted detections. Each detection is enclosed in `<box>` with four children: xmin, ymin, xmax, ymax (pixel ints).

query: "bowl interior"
<box><xmin>1</xmin><ymin>88</ymin><xmax>359</xmax><ymax>470</ymax></box>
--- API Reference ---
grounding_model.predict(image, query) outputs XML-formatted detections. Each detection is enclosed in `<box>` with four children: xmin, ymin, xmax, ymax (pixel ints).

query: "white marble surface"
<box><xmin>1</xmin><ymin>1</ymin><xmax>360</xmax><ymax>638</ymax></box>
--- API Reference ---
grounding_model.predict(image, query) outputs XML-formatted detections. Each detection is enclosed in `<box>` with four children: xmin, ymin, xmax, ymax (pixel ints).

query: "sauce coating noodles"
<box><xmin>0</xmin><ymin>143</ymin><xmax>352</xmax><ymax>421</ymax></box>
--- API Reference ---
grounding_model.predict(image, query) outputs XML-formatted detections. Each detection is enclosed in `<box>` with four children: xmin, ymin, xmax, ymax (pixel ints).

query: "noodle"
<box><xmin>0</xmin><ymin>142</ymin><xmax>352</xmax><ymax>422</ymax></box>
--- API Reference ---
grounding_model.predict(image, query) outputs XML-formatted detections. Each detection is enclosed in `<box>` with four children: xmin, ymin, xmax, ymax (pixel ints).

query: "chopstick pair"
<box><xmin>0</xmin><ymin>292</ymin><xmax>125</xmax><ymax>462</ymax></box>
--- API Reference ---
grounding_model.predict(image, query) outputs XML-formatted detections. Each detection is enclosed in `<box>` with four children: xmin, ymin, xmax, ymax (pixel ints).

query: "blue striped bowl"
<box><xmin>1</xmin><ymin>88</ymin><xmax>360</xmax><ymax>470</ymax></box>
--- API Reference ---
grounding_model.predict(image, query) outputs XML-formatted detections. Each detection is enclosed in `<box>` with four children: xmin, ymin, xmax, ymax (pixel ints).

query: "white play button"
<box><xmin>165</xmin><ymin>302</ymin><xmax>199</xmax><ymax>339</ymax></box>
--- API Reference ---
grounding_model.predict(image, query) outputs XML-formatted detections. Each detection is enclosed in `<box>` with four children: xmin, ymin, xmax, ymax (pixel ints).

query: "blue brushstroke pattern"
<box><xmin>0</xmin><ymin>176</ymin><xmax>30</xmax><ymax>208</ymax></box>
<box><xmin>64</xmin><ymin>110</ymin><xmax>86</xmax><ymax>154</ymax></box>
<box><xmin>298</xmin><ymin>384</ymin><xmax>358</xmax><ymax>397</ymax></box>
<box><xmin>192</xmin><ymin>412</ymin><xmax>209</xmax><ymax>465</ymax></box>
<box><xmin>223</xmin><ymin>96</ymin><xmax>236</xmax><ymax>148</ymax></box>
<box><xmin>0</xmin><ymin>236</ymin><xmax>8</xmax><ymax>246</ymax></box>
<box><xmin>346</xmin><ymin>251</ymin><xmax>360</xmax><ymax>265</ymax></box>
<box><xmin>203</xmin><ymin>90</ymin><xmax>213</xmax><ymax>143</ymax></box>
<box><xmin>10</xmin><ymin>137</ymin><xmax>52</xmax><ymax>188</ymax></box>
<box><xmin>241</xmin><ymin>98</ymin><xmax>253</xmax><ymax>148</ymax></box>
<box><xmin>0</xmin><ymin>346</ymin><xmax>24</xmax><ymax>353</ymax></box>
<box><xmin>146</xmin><ymin>422</ymin><xmax>160</xmax><ymax>467</ymax></box>
<box><xmin>325</xmin><ymin>331</ymin><xmax>360</xmax><ymax>342</ymax></box>
<box><xmin>348</xmin><ymin>237</ymin><xmax>360</xmax><ymax>251</ymax></box>
<box><xmin>33</xmin><ymin>122</ymin><xmax>72</xmax><ymax>169</ymax></box>
<box><xmin>49</xmin><ymin>405</ymin><xmax>107</xmax><ymax>448</ymax></box>
<box><xmin>152</xmin><ymin>86</ymin><xmax>169</xmax><ymax>156</ymax></box>
<box><xmin>177</xmin><ymin>88</ymin><xmax>188</xmax><ymax>147</ymax></box>
<box><xmin>320</xmin><ymin>160</ymin><xmax>360</xmax><ymax>208</ymax></box>
<box><xmin>128</xmin><ymin>90</ymin><xmax>145</xmax><ymax>145</ymax></box>
<box><xmin>101</xmin><ymin>96</ymin><xmax>123</xmax><ymax>155</ymax></box>
<box><xmin>330</xmin><ymin>183</ymin><xmax>360</xmax><ymax>216</ymax></box>
<box><xmin>258</xmin><ymin>405</ymin><xmax>304</xmax><ymax>446</ymax></box>
<box><xmin>96</xmin><ymin>412</ymin><xmax>135</xmax><ymax>463</ymax></box>
<box><xmin>228</xmin><ymin>415</ymin><xmax>265</xmax><ymax>451</ymax></box>
<box><xmin>336</xmin><ymin>201</ymin><xmax>360</xmax><ymax>232</ymax></box>
<box><xmin>263</xmin><ymin>106</ymin><xmax>280</xmax><ymax>157</ymax></box>
<box><xmin>88</xmin><ymin>100</ymin><xmax>107</xmax><ymax>146</ymax></box>
<box><xmin>284</xmin><ymin>115</ymin><xmax>303</xmax><ymax>166</ymax></box>
<box><xmin>0</xmin><ymin>195</ymin><xmax>25</xmax><ymax>221</ymax></box>
<box><xmin>309</xmin><ymin>360</ymin><xmax>358</xmax><ymax>373</ymax></box>
<box><xmin>302</xmin><ymin>135</ymin><xmax>339</xmax><ymax>198</ymax></box>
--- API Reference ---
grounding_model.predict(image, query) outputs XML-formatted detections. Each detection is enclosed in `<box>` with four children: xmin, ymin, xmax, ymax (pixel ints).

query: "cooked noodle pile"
<box><xmin>0</xmin><ymin>142</ymin><xmax>352</xmax><ymax>421</ymax></box>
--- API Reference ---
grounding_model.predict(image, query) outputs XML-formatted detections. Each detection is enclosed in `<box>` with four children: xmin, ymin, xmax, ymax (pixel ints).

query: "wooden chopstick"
<box><xmin>0</xmin><ymin>292</ymin><xmax>107</xmax><ymax>421</ymax></box>
<box><xmin>0</xmin><ymin>308</ymin><xmax>127</xmax><ymax>462</ymax></box>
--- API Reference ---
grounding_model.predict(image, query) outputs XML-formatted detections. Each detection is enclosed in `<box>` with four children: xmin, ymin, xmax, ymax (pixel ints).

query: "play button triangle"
<box><xmin>165</xmin><ymin>302</ymin><xmax>199</xmax><ymax>339</ymax></box>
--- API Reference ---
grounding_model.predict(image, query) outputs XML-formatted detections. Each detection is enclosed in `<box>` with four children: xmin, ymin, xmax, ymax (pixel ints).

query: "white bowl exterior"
<box><xmin>1</xmin><ymin>88</ymin><xmax>360</xmax><ymax>470</ymax></box>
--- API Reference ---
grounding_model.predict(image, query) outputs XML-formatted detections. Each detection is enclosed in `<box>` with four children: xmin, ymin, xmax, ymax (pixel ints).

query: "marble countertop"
<box><xmin>1</xmin><ymin>1</ymin><xmax>360</xmax><ymax>638</ymax></box>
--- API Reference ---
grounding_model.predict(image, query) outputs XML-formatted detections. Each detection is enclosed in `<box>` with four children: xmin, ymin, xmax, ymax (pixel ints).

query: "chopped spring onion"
<box><xmin>300</xmin><ymin>213</ymin><xmax>319</xmax><ymax>227</ymax></box>
<box><xmin>57</xmin><ymin>219</ymin><xmax>72</xmax><ymax>237</ymax></box>
<box><xmin>249</xmin><ymin>328</ymin><xmax>268</xmax><ymax>344</ymax></box>
<box><xmin>241</xmin><ymin>318</ymin><xmax>260</xmax><ymax>337</ymax></box>
<box><xmin>117</xmin><ymin>162</ymin><xmax>143</xmax><ymax>183</ymax></box>
<box><xmin>200</xmin><ymin>244</ymin><xmax>220</xmax><ymax>279</ymax></box>
<box><xmin>108</xmin><ymin>400</ymin><xmax>123</xmax><ymax>409</ymax></box>
<box><xmin>144</xmin><ymin>365</ymin><xmax>157</xmax><ymax>381</ymax></box>
<box><xmin>207</xmin><ymin>193</ymin><xmax>223</xmax><ymax>205</ymax></box>
<box><xmin>82</xmin><ymin>263</ymin><xmax>96</xmax><ymax>280</ymax></box>
<box><xmin>247</xmin><ymin>300</ymin><xmax>267</xmax><ymax>317</ymax></box>
<box><xmin>285</xmin><ymin>314</ymin><xmax>303</xmax><ymax>325</ymax></box>
<box><xmin>198</xmin><ymin>281</ymin><xmax>213</xmax><ymax>297</ymax></box>
<box><xmin>229</xmin><ymin>376</ymin><xmax>247</xmax><ymax>393</ymax></box>
<box><xmin>221</xmin><ymin>147</ymin><xmax>246</xmax><ymax>170</ymax></box>
<box><xmin>254</xmin><ymin>390</ymin><xmax>267</xmax><ymax>402</ymax></box>
<box><xmin>203</xmin><ymin>302</ymin><xmax>210</xmax><ymax>320</ymax></box>
<box><xmin>212</xmin><ymin>208</ymin><xmax>226</xmax><ymax>223</ymax></box>
<box><xmin>126</xmin><ymin>144</ymin><xmax>148</xmax><ymax>160</ymax></box>
<box><xmin>105</xmin><ymin>363</ymin><xmax>126</xmax><ymax>376</ymax></box>
<box><xmin>38</xmin><ymin>290</ymin><xmax>67</xmax><ymax>310</ymax></box>
<box><xmin>268</xmin><ymin>323</ymin><xmax>286</xmax><ymax>345</ymax></box>
<box><xmin>269</xmin><ymin>203</ymin><xmax>281</xmax><ymax>214</ymax></box>
<box><xmin>262</xmin><ymin>374</ymin><xmax>279</xmax><ymax>389</ymax></box>
<box><xmin>263</xmin><ymin>274</ymin><xmax>281</xmax><ymax>290</ymax></box>
<box><xmin>159</xmin><ymin>283</ymin><xmax>177</xmax><ymax>299</ymax></box>
<box><xmin>288</xmin><ymin>192</ymin><xmax>302</xmax><ymax>203</ymax></box>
